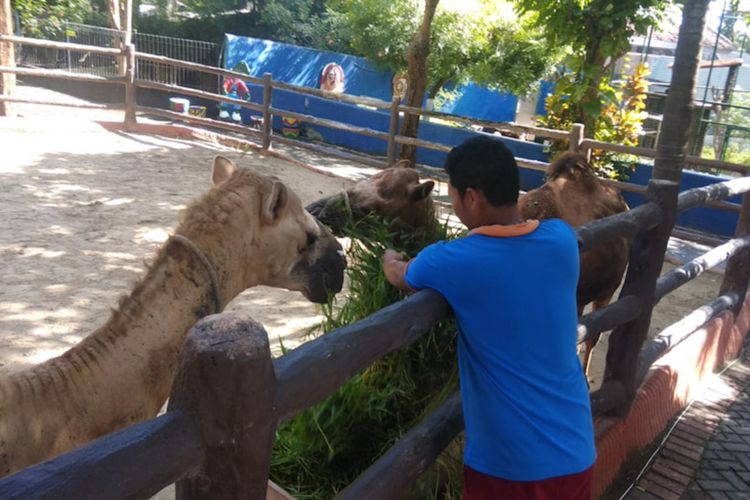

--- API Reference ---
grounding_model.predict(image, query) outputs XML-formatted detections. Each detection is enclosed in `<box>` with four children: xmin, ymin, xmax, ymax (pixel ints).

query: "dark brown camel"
<box><xmin>306</xmin><ymin>159</ymin><xmax>435</xmax><ymax>240</ymax></box>
<box><xmin>519</xmin><ymin>152</ymin><xmax>630</xmax><ymax>376</ymax></box>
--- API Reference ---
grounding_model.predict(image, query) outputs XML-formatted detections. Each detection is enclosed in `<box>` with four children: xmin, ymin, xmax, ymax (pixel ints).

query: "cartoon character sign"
<box><xmin>219</xmin><ymin>77</ymin><xmax>250</xmax><ymax>122</ymax></box>
<box><xmin>320</xmin><ymin>63</ymin><xmax>345</xmax><ymax>93</ymax></box>
<box><xmin>392</xmin><ymin>74</ymin><xmax>408</xmax><ymax>101</ymax></box>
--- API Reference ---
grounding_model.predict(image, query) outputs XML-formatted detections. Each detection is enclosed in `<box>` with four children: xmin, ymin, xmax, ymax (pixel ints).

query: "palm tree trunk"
<box><xmin>653</xmin><ymin>0</ymin><xmax>710</xmax><ymax>182</ymax></box>
<box><xmin>399</xmin><ymin>0</ymin><xmax>440</xmax><ymax>164</ymax></box>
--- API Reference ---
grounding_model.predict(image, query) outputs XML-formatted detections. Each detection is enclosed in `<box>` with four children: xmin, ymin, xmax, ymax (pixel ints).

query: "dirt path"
<box><xmin>1</xmin><ymin>99</ymin><xmax>360</xmax><ymax>373</ymax></box>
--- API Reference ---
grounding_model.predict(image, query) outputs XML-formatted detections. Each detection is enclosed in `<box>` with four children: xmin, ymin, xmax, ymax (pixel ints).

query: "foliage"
<box><xmin>270</xmin><ymin>212</ymin><xmax>462</xmax><ymax>499</ymax></box>
<box><xmin>323</xmin><ymin>0</ymin><xmax>556</xmax><ymax>98</ymax></box>
<box><xmin>12</xmin><ymin>0</ymin><xmax>97</xmax><ymax>38</ymax></box>
<box><xmin>517</xmin><ymin>0</ymin><xmax>667</xmax><ymax>134</ymax></box>
<box><xmin>539</xmin><ymin>61</ymin><xmax>650</xmax><ymax>179</ymax></box>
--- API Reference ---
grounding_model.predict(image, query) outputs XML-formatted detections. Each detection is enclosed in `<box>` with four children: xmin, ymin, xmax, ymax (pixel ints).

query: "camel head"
<box><xmin>179</xmin><ymin>156</ymin><xmax>346</xmax><ymax>304</ymax></box>
<box><xmin>306</xmin><ymin>160</ymin><xmax>435</xmax><ymax>237</ymax></box>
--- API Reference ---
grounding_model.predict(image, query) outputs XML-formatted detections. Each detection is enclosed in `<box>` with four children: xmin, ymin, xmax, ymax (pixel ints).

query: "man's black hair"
<box><xmin>444</xmin><ymin>135</ymin><xmax>520</xmax><ymax>207</ymax></box>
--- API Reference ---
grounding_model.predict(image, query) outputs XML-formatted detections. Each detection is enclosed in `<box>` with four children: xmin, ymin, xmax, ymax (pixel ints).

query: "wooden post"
<box><xmin>169</xmin><ymin>313</ymin><xmax>277</xmax><ymax>500</ymax></box>
<box><xmin>720</xmin><ymin>191</ymin><xmax>750</xmax><ymax>314</ymax></box>
<box><xmin>569</xmin><ymin>123</ymin><xmax>584</xmax><ymax>153</ymax></box>
<box><xmin>0</xmin><ymin>0</ymin><xmax>15</xmax><ymax>117</ymax></box>
<box><xmin>123</xmin><ymin>44</ymin><xmax>136</xmax><ymax>131</ymax></box>
<box><xmin>386</xmin><ymin>96</ymin><xmax>400</xmax><ymax>164</ymax></box>
<box><xmin>123</xmin><ymin>0</ymin><xmax>132</xmax><ymax>46</ymax></box>
<box><xmin>590</xmin><ymin>180</ymin><xmax>679</xmax><ymax>417</ymax></box>
<box><xmin>262</xmin><ymin>72</ymin><xmax>272</xmax><ymax>150</ymax></box>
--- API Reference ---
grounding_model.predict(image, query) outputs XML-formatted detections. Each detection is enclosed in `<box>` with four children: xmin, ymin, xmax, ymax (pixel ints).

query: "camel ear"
<box><xmin>409</xmin><ymin>180</ymin><xmax>434</xmax><ymax>201</ymax></box>
<box><xmin>212</xmin><ymin>156</ymin><xmax>237</xmax><ymax>186</ymax></box>
<box><xmin>262</xmin><ymin>181</ymin><xmax>288</xmax><ymax>224</ymax></box>
<box><xmin>393</xmin><ymin>159</ymin><xmax>412</xmax><ymax>169</ymax></box>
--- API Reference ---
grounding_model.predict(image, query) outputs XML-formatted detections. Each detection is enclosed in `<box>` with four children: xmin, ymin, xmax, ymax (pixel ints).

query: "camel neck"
<box><xmin>0</xmin><ymin>242</ymin><xmax>228</xmax><ymax>475</ymax></box>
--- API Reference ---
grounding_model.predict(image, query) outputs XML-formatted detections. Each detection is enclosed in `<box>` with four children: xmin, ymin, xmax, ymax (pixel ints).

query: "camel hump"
<box><xmin>546</xmin><ymin>152</ymin><xmax>593</xmax><ymax>180</ymax></box>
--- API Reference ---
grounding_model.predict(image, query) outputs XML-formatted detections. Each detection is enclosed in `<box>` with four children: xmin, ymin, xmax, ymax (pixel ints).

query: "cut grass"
<box><xmin>270</xmin><ymin>212</ymin><xmax>462</xmax><ymax>499</ymax></box>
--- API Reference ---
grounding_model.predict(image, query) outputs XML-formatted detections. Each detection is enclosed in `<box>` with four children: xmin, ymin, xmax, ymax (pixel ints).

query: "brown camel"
<box><xmin>306</xmin><ymin>159</ymin><xmax>435</xmax><ymax>239</ymax></box>
<box><xmin>0</xmin><ymin>156</ymin><xmax>346</xmax><ymax>477</ymax></box>
<box><xmin>518</xmin><ymin>152</ymin><xmax>630</xmax><ymax>375</ymax></box>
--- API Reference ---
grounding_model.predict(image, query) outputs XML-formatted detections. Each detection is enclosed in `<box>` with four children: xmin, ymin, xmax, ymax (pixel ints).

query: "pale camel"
<box><xmin>518</xmin><ymin>152</ymin><xmax>630</xmax><ymax>375</ymax></box>
<box><xmin>0</xmin><ymin>156</ymin><xmax>346</xmax><ymax>477</ymax></box>
<box><xmin>305</xmin><ymin>159</ymin><xmax>435</xmax><ymax>239</ymax></box>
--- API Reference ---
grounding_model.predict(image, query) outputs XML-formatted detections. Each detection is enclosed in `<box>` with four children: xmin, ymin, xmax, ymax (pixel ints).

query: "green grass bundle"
<box><xmin>270</xmin><ymin>214</ymin><xmax>462</xmax><ymax>499</ymax></box>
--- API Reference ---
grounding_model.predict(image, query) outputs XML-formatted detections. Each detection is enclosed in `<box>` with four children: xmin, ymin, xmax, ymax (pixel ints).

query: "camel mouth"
<box><xmin>293</xmin><ymin>232</ymin><xmax>346</xmax><ymax>304</ymax></box>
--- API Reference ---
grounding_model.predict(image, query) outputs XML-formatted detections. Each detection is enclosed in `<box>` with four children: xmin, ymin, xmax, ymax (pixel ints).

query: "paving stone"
<box><xmin>652</xmin><ymin>459</ymin><xmax>693</xmax><ymax>484</ymax></box>
<box><xmin>639</xmin><ymin>477</ymin><xmax>681</xmax><ymax>500</ymax></box>
<box><xmin>697</xmin><ymin>480</ymin><xmax>734</xmax><ymax>492</ymax></box>
<box><xmin>707</xmin><ymin>492</ymin><xmax>731</xmax><ymax>500</ymax></box>
<box><xmin>719</xmin><ymin>469</ymin><xmax>748</xmax><ymax>490</ymax></box>
<box><xmin>675</xmin><ymin>428</ymin><xmax>713</xmax><ymax>446</ymax></box>
<box><xmin>723</xmin><ymin>442</ymin><xmax>750</xmax><ymax>453</ymax></box>
<box><xmin>710</xmin><ymin>460</ymin><xmax>738</xmax><ymax>471</ymax></box>
<box><xmin>655</xmin><ymin>457</ymin><xmax>695</xmax><ymax>477</ymax></box>
<box><xmin>665</xmin><ymin>440</ymin><xmax>705</xmax><ymax>461</ymax></box>
<box><xmin>643</xmin><ymin>470</ymin><xmax>687</xmax><ymax>494</ymax></box>
<box><xmin>663</xmin><ymin>448</ymin><xmax>701</xmax><ymax>469</ymax></box>
<box><xmin>698</xmin><ymin>470</ymin><xmax>724</xmax><ymax>481</ymax></box>
<box><xmin>735</xmin><ymin>452</ymin><xmax>750</xmax><ymax>471</ymax></box>
<box><xmin>625</xmin><ymin>487</ymin><xmax>661</xmax><ymax>499</ymax></box>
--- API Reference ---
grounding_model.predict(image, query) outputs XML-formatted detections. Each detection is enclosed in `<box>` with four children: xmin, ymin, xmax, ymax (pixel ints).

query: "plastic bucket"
<box><xmin>169</xmin><ymin>97</ymin><xmax>190</xmax><ymax>114</ymax></box>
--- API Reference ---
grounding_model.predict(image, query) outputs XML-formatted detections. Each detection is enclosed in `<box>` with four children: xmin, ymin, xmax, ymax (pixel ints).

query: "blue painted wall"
<box><xmin>221</xmin><ymin>35</ymin><xmax>738</xmax><ymax>238</ymax></box>
<box><xmin>223</xmin><ymin>34</ymin><xmax>520</xmax><ymax>122</ymax></box>
<box><xmin>224</xmin><ymin>34</ymin><xmax>395</xmax><ymax>101</ymax></box>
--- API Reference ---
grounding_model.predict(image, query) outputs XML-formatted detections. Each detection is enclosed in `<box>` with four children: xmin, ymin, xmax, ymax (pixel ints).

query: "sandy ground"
<box><xmin>1</xmin><ymin>91</ymin><xmax>365</xmax><ymax>373</ymax></box>
<box><xmin>0</xmin><ymin>85</ymin><xmax>730</xmax><ymax>495</ymax></box>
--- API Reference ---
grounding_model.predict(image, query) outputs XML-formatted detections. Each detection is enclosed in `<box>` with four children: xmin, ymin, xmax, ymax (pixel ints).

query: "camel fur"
<box><xmin>519</xmin><ymin>152</ymin><xmax>630</xmax><ymax>375</ymax></box>
<box><xmin>306</xmin><ymin>159</ymin><xmax>435</xmax><ymax>239</ymax></box>
<box><xmin>0</xmin><ymin>156</ymin><xmax>345</xmax><ymax>477</ymax></box>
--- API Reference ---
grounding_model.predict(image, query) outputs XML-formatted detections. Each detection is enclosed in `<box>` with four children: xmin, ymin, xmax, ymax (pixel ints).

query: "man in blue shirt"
<box><xmin>383</xmin><ymin>136</ymin><xmax>595</xmax><ymax>499</ymax></box>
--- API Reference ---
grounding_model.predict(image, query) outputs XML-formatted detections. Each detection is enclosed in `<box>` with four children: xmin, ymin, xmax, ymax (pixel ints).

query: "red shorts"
<box><xmin>462</xmin><ymin>465</ymin><xmax>593</xmax><ymax>500</ymax></box>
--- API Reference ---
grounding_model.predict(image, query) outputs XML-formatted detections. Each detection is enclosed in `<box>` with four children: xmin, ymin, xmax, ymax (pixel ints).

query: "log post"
<box><xmin>262</xmin><ymin>72</ymin><xmax>272</xmax><ymax>150</ymax></box>
<box><xmin>590</xmin><ymin>180</ymin><xmax>679</xmax><ymax>417</ymax></box>
<box><xmin>0</xmin><ymin>0</ymin><xmax>14</xmax><ymax>117</ymax></box>
<box><xmin>569</xmin><ymin>123</ymin><xmax>584</xmax><ymax>153</ymax></box>
<box><xmin>720</xmin><ymin>191</ymin><xmax>750</xmax><ymax>314</ymax></box>
<box><xmin>123</xmin><ymin>44</ymin><xmax>136</xmax><ymax>131</ymax></box>
<box><xmin>386</xmin><ymin>96</ymin><xmax>400</xmax><ymax>164</ymax></box>
<box><xmin>169</xmin><ymin>313</ymin><xmax>277</xmax><ymax>500</ymax></box>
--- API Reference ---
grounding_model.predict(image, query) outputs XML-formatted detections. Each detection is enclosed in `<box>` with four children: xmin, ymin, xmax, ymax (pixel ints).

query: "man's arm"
<box><xmin>382</xmin><ymin>249</ymin><xmax>412</xmax><ymax>291</ymax></box>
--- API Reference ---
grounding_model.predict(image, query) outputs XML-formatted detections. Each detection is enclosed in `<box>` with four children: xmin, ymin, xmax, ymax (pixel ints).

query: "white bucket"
<box><xmin>169</xmin><ymin>97</ymin><xmax>190</xmax><ymax>114</ymax></box>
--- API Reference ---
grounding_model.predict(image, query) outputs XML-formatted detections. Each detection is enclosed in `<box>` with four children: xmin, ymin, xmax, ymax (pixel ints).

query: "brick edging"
<box><xmin>593</xmin><ymin>296</ymin><xmax>750</xmax><ymax>497</ymax></box>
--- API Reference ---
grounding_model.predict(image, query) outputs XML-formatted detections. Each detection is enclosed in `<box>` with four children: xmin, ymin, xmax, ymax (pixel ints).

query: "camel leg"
<box><xmin>581</xmin><ymin>298</ymin><xmax>613</xmax><ymax>377</ymax></box>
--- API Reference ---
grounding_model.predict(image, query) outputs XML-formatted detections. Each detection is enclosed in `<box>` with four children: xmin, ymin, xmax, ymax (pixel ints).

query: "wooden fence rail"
<box><xmin>3</xmin><ymin>32</ymin><xmax>750</xmax><ymax>499</ymax></box>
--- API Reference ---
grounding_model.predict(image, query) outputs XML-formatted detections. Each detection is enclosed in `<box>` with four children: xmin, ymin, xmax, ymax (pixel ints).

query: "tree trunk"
<box><xmin>398</xmin><ymin>0</ymin><xmax>440</xmax><ymax>164</ymax></box>
<box><xmin>0</xmin><ymin>0</ymin><xmax>15</xmax><ymax>117</ymax></box>
<box><xmin>652</xmin><ymin>0</ymin><xmax>710</xmax><ymax>182</ymax></box>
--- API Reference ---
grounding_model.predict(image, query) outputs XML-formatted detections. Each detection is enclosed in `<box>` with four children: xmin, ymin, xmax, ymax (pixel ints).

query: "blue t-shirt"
<box><xmin>405</xmin><ymin>219</ymin><xmax>596</xmax><ymax>481</ymax></box>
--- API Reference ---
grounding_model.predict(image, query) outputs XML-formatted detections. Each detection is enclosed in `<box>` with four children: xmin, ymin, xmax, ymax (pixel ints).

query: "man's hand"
<box><xmin>382</xmin><ymin>249</ymin><xmax>412</xmax><ymax>291</ymax></box>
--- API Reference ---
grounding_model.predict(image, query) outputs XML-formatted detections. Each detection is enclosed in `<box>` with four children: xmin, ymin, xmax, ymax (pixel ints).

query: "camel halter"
<box><xmin>171</xmin><ymin>234</ymin><xmax>222</xmax><ymax>315</ymax></box>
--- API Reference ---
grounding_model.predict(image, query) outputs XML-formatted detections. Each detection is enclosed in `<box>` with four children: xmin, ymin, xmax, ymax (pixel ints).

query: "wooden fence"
<box><xmin>2</xmin><ymin>34</ymin><xmax>750</xmax><ymax>498</ymax></box>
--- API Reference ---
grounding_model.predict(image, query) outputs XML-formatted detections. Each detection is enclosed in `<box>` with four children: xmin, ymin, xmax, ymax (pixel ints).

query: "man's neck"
<box><xmin>471</xmin><ymin>205</ymin><xmax>524</xmax><ymax>229</ymax></box>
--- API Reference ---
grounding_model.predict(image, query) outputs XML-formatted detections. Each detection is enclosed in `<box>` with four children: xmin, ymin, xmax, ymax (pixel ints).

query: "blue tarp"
<box><xmin>219</xmin><ymin>34</ymin><xmax>739</xmax><ymax>238</ymax></box>
<box><xmin>224</xmin><ymin>34</ymin><xmax>395</xmax><ymax>101</ymax></box>
<box><xmin>223</xmin><ymin>34</ymin><xmax>519</xmax><ymax>121</ymax></box>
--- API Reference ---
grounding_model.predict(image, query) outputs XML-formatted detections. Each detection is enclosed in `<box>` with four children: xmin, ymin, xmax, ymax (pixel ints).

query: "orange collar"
<box><xmin>469</xmin><ymin>220</ymin><xmax>540</xmax><ymax>238</ymax></box>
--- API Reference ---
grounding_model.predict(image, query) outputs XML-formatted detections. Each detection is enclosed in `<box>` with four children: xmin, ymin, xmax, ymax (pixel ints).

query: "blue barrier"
<box><xmin>220</xmin><ymin>37</ymin><xmax>738</xmax><ymax>239</ymax></box>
